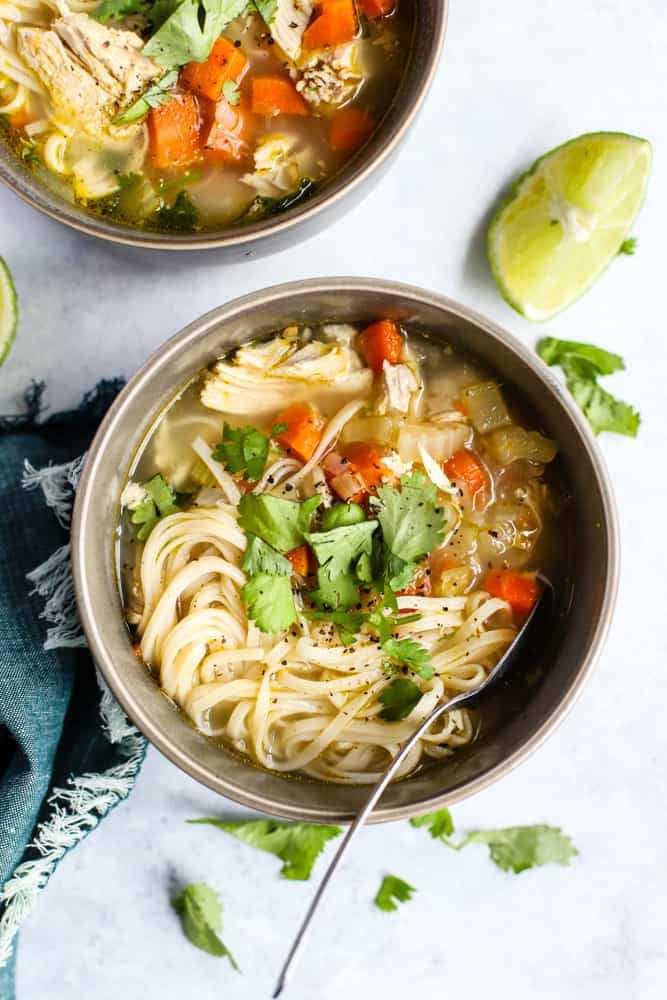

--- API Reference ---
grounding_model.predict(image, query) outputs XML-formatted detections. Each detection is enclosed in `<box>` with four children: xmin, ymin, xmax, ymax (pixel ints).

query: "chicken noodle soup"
<box><xmin>0</xmin><ymin>0</ymin><xmax>408</xmax><ymax>232</ymax></box>
<box><xmin>118</xmin><ymin>323</ymin><xmax>563</xmax><ymax>784</ymax></box>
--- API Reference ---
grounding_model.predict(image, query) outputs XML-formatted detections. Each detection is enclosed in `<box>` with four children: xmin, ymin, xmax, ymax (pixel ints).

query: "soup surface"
<box><xmin>0</xmin><ymin>1</ymin><xmax>408</xmax><ymax>232</ymax></box>
<box><xmin>118</xmin><ymin>321</ymin><xmax>564</xmax><ymax>784</ymax></box>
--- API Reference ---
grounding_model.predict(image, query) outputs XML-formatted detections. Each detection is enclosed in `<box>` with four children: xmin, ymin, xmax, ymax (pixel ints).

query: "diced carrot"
<box><xmin>148</xmin><ymin>94</ymin><xmax>200</xmax><ymax>168</ymax></box>
<box><xmin>343</xmin><ymin>443</ymin><xmax>390</xmax><ymax>490</ymax></box>
<box><xmin>251</xmin><ymin>77</ymin><xmax>309</xmax><ymax>117</ymax></box>
<box><xmin>357</xmin><ymin>319</ymin><xmax>403</xmax><ymax>372</ymax></box>
<box><xmin>286</xmin><ymin>544</ymin><xmax>311</xmax><ymax>576</ymax></box>
<box><xmin>9</xmin><ymin>110</ymin><xmax>31</xmax><ymax>130</ymax></box>
<box><xmin>444</xmin><ymin>450</ymin><xmax>487</xmax><ymax>498</ymax></box>
<box><xmin>180</xmin><ymin>36</ymin><xmax>248</xmax><ymax>102</ymax></box>
<box><xmin>484</xmin><ymin>569</ymin><xmax>540</xmax><ymax>618</ymax></box>
<box><xmin>329</xmin><ymin>107</ymin><xmax>374</xmax><ymax>153</ymax></box>
<box><xmin>303</xmin><ymin>0</ymin><xmax>357</xmax><ymax>48</ymax></box>
<box><xmin>358</xmin><ymin>0</ymin><xmax>395</xmax><ymax>15</ymax></box>
<box><xmin>200</xmin><ymin>96</ymin><xmax>253</xmax><ymax>162</ymax></box>
<box><xmin>275</xmin><ymin>403</ymin><xmax>324</xmax><ymax>462</ymax></box>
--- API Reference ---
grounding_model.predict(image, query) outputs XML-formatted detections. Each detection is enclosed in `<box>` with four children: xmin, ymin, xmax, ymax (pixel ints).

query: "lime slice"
<box><xmin>0</xmin><ymin>257</ymin><xmax>18</xmax><ymax>366</ymax></box>
<box><xmin>488</xmin><ymin>132</ymin><xmax>652</xmax><ymax>321</ymax></box>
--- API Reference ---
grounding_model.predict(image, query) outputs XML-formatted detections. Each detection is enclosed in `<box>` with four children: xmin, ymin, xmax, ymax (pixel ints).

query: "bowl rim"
<box><xmin>0</xmin><ymin>2</ymin><xmax>448</xmax><ymax>251</ymax></box>
<box><xmin>72</xmin><ymin>277</ymin><xmax>620</xmax><ymax>821</ymax></box>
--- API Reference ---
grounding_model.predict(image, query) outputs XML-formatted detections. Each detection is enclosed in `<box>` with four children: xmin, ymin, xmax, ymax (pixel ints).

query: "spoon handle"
<box><xmin>272</xmin><ymin>694</ymin><xmax>460</xmax><ymax>997</ymax></box>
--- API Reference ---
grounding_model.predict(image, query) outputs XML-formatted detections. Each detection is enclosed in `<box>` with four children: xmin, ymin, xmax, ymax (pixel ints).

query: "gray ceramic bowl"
<box><xmin>72</xmin><ymin>278</ymin><xmax>619</xmax><ymax>822</ymax></box>
<box><xmin>0</xmin><ymin>2</ymin><xmax>447</xmax><ymax>253</ymax></box>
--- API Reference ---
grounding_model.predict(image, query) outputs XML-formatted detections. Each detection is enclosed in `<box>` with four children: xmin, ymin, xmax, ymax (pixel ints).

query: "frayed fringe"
<box><xmin>25</xmin><ymin>544</ymin><xmax>86</xmax><ymax>650</ymax></box>
<box><xmin>0</xmin><ymin>672</ymin><xmax>146</xmax><ymax>967</ymax></box>
<box><xmin>22</xmin><ymin>454</ymin><xmax>86</xmax><ymax>530</ymax></box>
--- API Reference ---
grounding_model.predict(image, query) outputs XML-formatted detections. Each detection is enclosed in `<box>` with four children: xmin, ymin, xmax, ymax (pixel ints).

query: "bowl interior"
<box><xmin>0</xmin><ymin>2</ymin><xmax>444</xmax><ymax>251</ymax></box>
<box><xmin>73</xmin><ymin>280</ymin><xmax>617</xmax><ymax>821</ymax></box>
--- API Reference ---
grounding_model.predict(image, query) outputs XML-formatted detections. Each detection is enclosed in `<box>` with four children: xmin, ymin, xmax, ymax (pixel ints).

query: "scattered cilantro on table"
<box><xmin>537</xmin><ymin>336</ymin><xmax>640</xmax><ymax>436</ymax></box>
<box><xmin>171</xmin><ymin>882</ymin><xmax>240</xmax><ymax>967</ymax></box>
<box><xmin>188</xmin><ymin>819</ymin><xmax>342</xmax><ymax>880</ymax></box>
<box><xmin>618</xmin><ymin>236</ymin><xmax>638</xmax><ymax>256</ymax></box>
<box><xmin>411</xmin><ymin>809</ymin><xmax>578</xmax><ymax>874</ymax></box>
<box><xmin>374</xmin><ymin>875</ymin><xmax>416</xmax><ymax>912</ymax></box>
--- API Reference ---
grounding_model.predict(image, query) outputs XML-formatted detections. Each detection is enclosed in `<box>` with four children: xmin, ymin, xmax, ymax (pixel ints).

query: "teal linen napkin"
<box><xmin>0</xmin><ymin>381</ymin><xmax>147</xmax><ymax>998</ymax></box>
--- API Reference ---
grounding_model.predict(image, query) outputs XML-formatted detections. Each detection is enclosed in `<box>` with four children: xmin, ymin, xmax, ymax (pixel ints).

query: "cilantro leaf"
<box><xmin>113</xmin><ymin>68</ymin><xmax>178</xmax><ymax>125</ymax></box>
<box><xmin>462</xmin><ymin>825</ymin><xmax>578</xmax><ymax>874</ymax></box>
<box><xmin>238</xmin><ymin>493</ymin><xmax>321</xmax><ymax>553</ymax></box>
<box><xmin>618</xmin><ymin>236</ymin><xmax>637</xmax><ymax>256</ymax></box>
<box><xmin>537</xmin><ymin>337</ymin><xmax>640</xmax><ymax>437</ymax></box>
<box><xmin>130</xmin><ymin>473</ymin><xmax>180</xmax><ymax>540</ymax></box>
<box><xmin>188</xmin><ymin>819</ymin><xmax>342</xmax><ymax>880</ymax></box>
<box><xmin>154</xmin><ymin>190</ymin><xmax>199</xmax><ymax>232</ymax></box>
<box><xmin>93</xmin><ymin>0</ymin><xmax>146</xmax><ymax>23</ymax></box>
<box><xmin>212</xmin><ymin>422</ymin><xmax>271</xmax><ymax>481</ymax></box>
<box><xmin>253</xmin><ymin>0</ymin><xmax>278</xmax><ymax>21</ymax></box>
<box><xmin>378</xmin><ymin>678</ymin><xmax>422</xmax><ymax>721</ymax></box>
<box><xmin>410</xmin><ymin>808</ymin><xmax>455</xmax><ymax>839</ymax></box>
<box><xmin>374</xmin><ymin>875</ymin><xmax>416</xmax><ymax>912</ymax></box>
<box><xmin>171</xmin><ymin>883</ymin><xmax>239</xmax><ymax>968</ymax></box>
<box><xmin>371</xmin><ymin>472</ymin><xmax>446</xmax><ymax>582</ymax></box>
<box><xmin>222</xmin><ymin>79</ymin><xmax>241</xmax><ymax>106</ymax></box>
<box><xmin>144</xmin><ymin>0</ymin><xmax>250</xmax><ymax>67</ymax></box>
<box><xmin>241</xmin><ymin>534</ymin><xmax>292</xmax><ymax>576</ymax></box>
<box><xmin>305</xmin><ymin>521</ymin><xmax>378</xmax><ymax>611</ymax></box>
<box><xmin>241</xmin><ymin>573</ymin><xmax>296</xmax><ymax>633</ymax></box>
<box><xmin>382</xmin><ymin>638</ymin><xmax>433</xmax><ymax>680</ymax></box>
<box><xmin>240</xmin><ymin>178</ymin><xmax>318</xmax><ymax>224</ymax></box>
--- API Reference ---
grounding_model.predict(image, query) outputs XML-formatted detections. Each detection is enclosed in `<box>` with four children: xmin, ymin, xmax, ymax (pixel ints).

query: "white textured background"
<box><xmin>2</xmin><ymin>1</ymin><xmax>666</xmax><ymax>997</ymax></box>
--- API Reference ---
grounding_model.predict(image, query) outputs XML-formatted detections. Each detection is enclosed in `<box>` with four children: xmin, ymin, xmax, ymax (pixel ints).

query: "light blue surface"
<box><xmin>2</xmin><ymin>0</ymin><xmax>667</xmax><ymax>996</ymax></box>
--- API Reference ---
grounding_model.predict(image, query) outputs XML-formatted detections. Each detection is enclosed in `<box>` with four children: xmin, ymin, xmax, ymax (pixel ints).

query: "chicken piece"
<box><xmin>295</xmin><ymin>43</ymin><xmax>362</xmax><ymax>108</ymax></box>
<box><xmin>16</xmin><ymin>12</ymin><xmax>160</xmax><ymax>137</ymax></box>
<box><xmin>381</xmin><ymin>362</ymin><xmax>419</xmax><ymax>414</ymax></box>
<box><xmin>262</xmin><ymin>0</ymin><xmax>314</xmax><ymax>63</ymax></box>
<box><xmin>53</xmin><ymin>11</ymin><xmax>160</xmax><ymax>105</ymax></box>
<box><xmin>241</xmin><ymin>134</ymin><xmax>302</xmax><ymax>198</ymax></box>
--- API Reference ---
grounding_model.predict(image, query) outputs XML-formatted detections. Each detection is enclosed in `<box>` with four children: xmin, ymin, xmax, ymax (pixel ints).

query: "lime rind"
<box><xmin>488</xmin><ymin>132</ymin><xmax>652</xmax><ymax>322</ymax></box>
<box><xmin>0</xmin><ymin>256</ymin><xmax>18</xmax><ymax>367</ymax></box>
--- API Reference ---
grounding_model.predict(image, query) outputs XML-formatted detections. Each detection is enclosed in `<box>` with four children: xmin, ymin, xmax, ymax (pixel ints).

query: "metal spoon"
<box><xmin>272</xmin><ymin>579</ymin><xmax>551</xmax><ymax>997</ymax></box>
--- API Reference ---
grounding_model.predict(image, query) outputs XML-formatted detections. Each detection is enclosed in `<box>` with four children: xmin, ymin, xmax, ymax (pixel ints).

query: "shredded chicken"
<box><xmin>16</xmin><ymin>9</ymin><xmax>159</xmax><ymax>137</ymax></box>
<box><xmin>264</xmin><ymin>0</ymin><xmax>314</xmax><ymax>62</ymax></box>
<box><xmin>295</xmin><ymin>43</ymin><xmax>362</xmax><ymax>108</ymax></box>
<box><xmin>120</xmin><ymin>480</ymin><xmax>148</xmax><ymax>510</ymax></box>
<box><xmin>381</xmin><ymin>362</ymin><xmax>419</xmax><ymax>414</ymax></box>
<box><xmin>241</xmin><ymin>135</ymin><xmax>302</xmax><ymax>198</ymax></box>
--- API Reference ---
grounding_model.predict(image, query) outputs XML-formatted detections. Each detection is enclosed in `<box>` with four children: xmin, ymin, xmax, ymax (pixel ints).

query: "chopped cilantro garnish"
<box><xmin>144</xmin><ymin>0</ymin><xmax>251</xmax><ymax>66</ymax></box>
<box><xmin>130</xmin><ymin>473</ymin><xmax>180</xmax><ymax>540</ymax></box>
<box><xmin>241</xmin><ymin>573</ymin><xmax>296</xmax><ymax>633</ymax></box>
<box><xmin>171</xmin><ymin>882</ymin><xmax>239</xmax><ymax>967</ymax></box>
<box><xmin>188</xmin><ymin>818</ymin><xmax>342</xmax><ymax>880</ymax></box>
<box><xmin>381</xmin><ymin>638</ymin><xmax>433</xmax><ymax>680</ymax></box>
<box><xmin>222</xmin><ymin>79</ymin><xmax>241</xmax><ymax>106</ymax></box>
<box><xmin>374</xmin><ymin>875</ymin><xmax>416</xmax><ymax>912</ymax></box>
<box><xmin>93</xmin><ymin>0</ymin><xmax>147</xmax><ymax>23</ymax></box>
<box><xmin>212</xmin><ymin>422</ymin><xmax>272</xmax><ymax>482</ymax></box>
<box><xmin>238</xmin><ymin>493</ymin><xmax>321</xmax><ymax>553</ymax></box>
<box><xmin>240</xmin><ymin>178</ymin><xmax>318</xmax><ymax>224</ymax></box>
<box><xmin>537</xmin><ymin>336</ymin><xmax>640</xmax><ymax>437</ymax></box>
<box><xmin>241</xmin><ymin>533</ymin><xmax>292</xmax><ymax>577</ymax></box>
<box><xmin>371</xmin><ymin>472</ymin><xmax>446</xmax><ymax>590</ymax></box>
<box><xmin>154</xmin><ymin>190</ymin><xmax>199</xmax><ymax>232</ymax></box>
<box><xmin>378</xmin><ymin>677</ymin><xmax>423</xmax><ymax>721</ymax></box>
<box><xmin>113</xmin><ymin>68</ymin><xmax>178</xmax><ymax>124</ymax></box>
<box><xmin>305</xmin><ymin>521</ymin><xmax>378</xmax><ymax>611</ymax></box>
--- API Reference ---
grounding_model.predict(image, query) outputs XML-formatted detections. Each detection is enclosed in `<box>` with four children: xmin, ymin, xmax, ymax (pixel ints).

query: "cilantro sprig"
<box><xmin>411</xmin><ymin>809</ymin><xmax>578</xmax><ymax>874</ymax></box>
<box><xmin>171</xmin><ymin>882</ymin><xmax>239</xmax><ymax>967</ymax></box>
<box><xmin>374</xmin><ymin>875</ymin><xmax>416</xmax><ymax>912</ymax></box>
<box><xmin>305</xmin><ymin>521</ymin><xmax>379</xmax><ymax>611</ymax></box>
<box><xmin>538</xmin><ymin>336</ymin><xmax>640</xmax><ymax>437</ymax></box>
<box><xmin>144</xmin><ymin>0</ymin><xmax>250</xmax><ymax>66</ymax></box>
<box><xmin>378</xmin><ymin>677</ymin><xmax>423</xmax><ymax>721</ymax></box>
<box><xmin>370</xmin><ymin>472</ymin><xmax>447</xmax><ymax>590</ymax></box>
<box><xmin>212</xmin><ymin>422</ymin><xmax>274</xmax><ymax>482</ymax></box>
<box><xmin>188</xmin><ymin>818</ymin><xmax>342</xmax><ymax>880</ymax></box>
<box><xmin>238</xmin><ymin>493</ymin><xmax>321</xmax><ymax>554</ymax></box>
<box><xmin>113</xmin><ymin>68</ymin><xmax>178</xmax><ymax>125</ymax></box>
<box><xmin>130</xmin><ymin>473</ymin><xmax>181</xmax><ymax>540</ymax></box>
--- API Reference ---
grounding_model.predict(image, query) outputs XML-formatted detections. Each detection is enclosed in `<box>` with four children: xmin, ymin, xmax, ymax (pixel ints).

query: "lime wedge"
<box><xmin>0</xmin><ymin>257</ymin><xmax>18</xmax><ymax>366</ymax></box>
<box><xmin>488</xmin><ymin>132</ymin><xmax>652</xmax><ymax>321</ymax></box>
